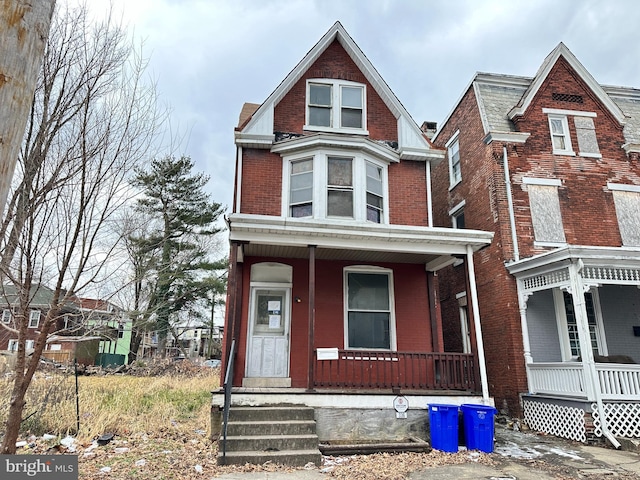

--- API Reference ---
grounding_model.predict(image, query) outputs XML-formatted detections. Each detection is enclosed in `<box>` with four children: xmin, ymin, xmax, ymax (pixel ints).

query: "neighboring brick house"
<box><xmin>75</xmin><ymin>297</ymin><xmax>132</xmax><ymax>365</ymax></box>
<box><xmin>431</xmin><ymin>43</ymin><xmax>640</xmax><ymax>445</ymax></box>
<box><xmin>216</xmin><ymin>22</ymin><xmax>494</xmax><ymax>444</ymax></box>
<box><xmin>0</xmin><ymin>284</ymin><xmax>80</xmax><ymax>356</ymax></box>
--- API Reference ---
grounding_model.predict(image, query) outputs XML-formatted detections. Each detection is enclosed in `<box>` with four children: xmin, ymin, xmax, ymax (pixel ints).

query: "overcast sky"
<box><xmin>87</xmin><ymin>0</ymin><xmax>640</xmax><ymax>219</ymax></box>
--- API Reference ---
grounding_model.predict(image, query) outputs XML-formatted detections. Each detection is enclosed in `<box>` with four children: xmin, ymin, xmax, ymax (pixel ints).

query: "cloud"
<box><xmin>84</xmin><ymin>0</ymin><xmax>640</xmax><ymax>222</ymax></box>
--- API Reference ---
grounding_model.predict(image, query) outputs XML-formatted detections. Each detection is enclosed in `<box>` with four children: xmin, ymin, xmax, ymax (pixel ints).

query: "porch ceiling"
<box><xmin>240</xmin><ymin>242</ymin><xmax>444</xmax><ymax>265</ymax></box>
<box><xmin>228</xmin><ymin>213</ymin><xmax>494</xmax><ymax>270</ymax></box>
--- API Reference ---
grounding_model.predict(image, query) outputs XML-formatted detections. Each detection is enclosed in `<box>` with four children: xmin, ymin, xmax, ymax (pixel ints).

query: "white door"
<box><xmin>246</xmin><ymin>288</ymin><xmax>290</xmax><ymax>378</ymax></box>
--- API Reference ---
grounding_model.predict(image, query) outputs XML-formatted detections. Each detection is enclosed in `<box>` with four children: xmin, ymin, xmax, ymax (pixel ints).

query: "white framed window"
<box><xmin>282</xmin><ymin>150</ymin><xmax>388</xmax><ymax>223</ymax></box>
<box><xmin>608</xmin><ymin>183</ymin><xmax>640</xmax><ymax>246</ymax></box>
<box><xmin>365</xmin><ymin>161</ymin><xmax>383</xmax><ymax>223</ymax></box>
<box><xmin>49</xmin><ymin>344</ymin><xmax>62</xmax><ymax>351</ymax></box>
<box><xmin>8</xmin><ymin>339</ymin><xmax>18</xmax><ymax>352</ymax></box>
<box><xmin>2</xmin><ymin>309</ymin><xmax>11</xmax><ymax>324</ymax></box>
<box><xmin>28</xmin><ymin>310</ymin><xmax>41</xmax><ymax>328</ymax></box>
<box><xmin>554</xmin><ymin>288</ymin><xmax>606</xmax><ymax>361</ymax></box>
<box><xmin>25</xmin><ymin>340</ymin><xmax>35</xmax><ymax>350</ymax></box>
<box><xmin>547</xmin><ymin>114</ymin><xmax>574</xmax><ymax>155</ymax></box>
<box><xmin>523</xmin><ymin>177</ymin><xmax>566</xmax><ymax>245</ymax></box>
<box><xmin>446</xmin><ymin>131</ymin><xmax>461</xmax><ymax>187</ymax></box>
<box><xmin>289</xmin><ymin>158</ymin><xmax>313</xmax><ymax>217</ymax></box>
<box><xmin>449</xmin><ymin>200</ymin><xmax>466</xmax><ymax>229</ymax></box>
<box><xmin>548</xmin><ymin>115</ymin><xmax>572</xmax><ymax>154</ymax></box>
<box><xmin>327</xmin><ymin>157</ymin><xmax>353</xmax><ymax>218</ymax></box>
<box><xmin>306</xmin><ymin>79</ymin><xmax>366</xmax><ymax>133</ymax></box>
<box><xmin>344</xmin><ymin>267</ymin><xmax>396</xmax><ymax>350</ymax></box>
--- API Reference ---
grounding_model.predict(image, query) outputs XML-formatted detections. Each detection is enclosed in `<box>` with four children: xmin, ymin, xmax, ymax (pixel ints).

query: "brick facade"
<box><xmin>233</xmin><ymin>257</ymin><xmax>432</xmax><ymax>388</ymax></box>
<box><xmin>432</xmin><ymin>48</ymin><xmax>640</xmax><ymax>417</ymax></box>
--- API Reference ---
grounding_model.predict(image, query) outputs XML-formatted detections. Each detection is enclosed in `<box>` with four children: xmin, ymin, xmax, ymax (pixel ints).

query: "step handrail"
<box><xmin>220</xmin><ymin>338</ymin><xmax>236</xmax><ymax>462</ymax></box>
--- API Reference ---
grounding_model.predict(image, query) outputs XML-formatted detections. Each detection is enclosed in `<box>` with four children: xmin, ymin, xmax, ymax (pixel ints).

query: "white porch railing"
<box><xmin>596</xmin><ymin>363</ymin><xmax>640</xmax><ymax>399</ymax></box>
<box><xmin>528</xmin><ymin>362</ymin><xmax>640</xmax><ymax>401</ymax></box>
<box><xmin>528</xmin><ymin>363</ymin><xmax>586</xmax><ymax>397</ymax></box>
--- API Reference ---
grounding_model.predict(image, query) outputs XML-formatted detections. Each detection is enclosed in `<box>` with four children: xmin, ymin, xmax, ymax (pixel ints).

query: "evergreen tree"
<box><xmin>131</xmin><ymin>155</ymin><xmax>226</xmax><ymax>354</ymax></box>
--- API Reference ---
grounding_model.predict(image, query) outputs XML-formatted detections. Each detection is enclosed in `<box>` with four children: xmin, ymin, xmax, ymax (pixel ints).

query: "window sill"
<box><xmin>533</xmin><ymin>241</ymin><xmax>567</xmax><ymax>248</ymax></box>
<box><xmin>579</xmin><ymin>152</ymin><xmax>602</xmax><ymax>159</ymax></box>
<box><xmin>551</xmin><ymin>150</ymin><xmax>576</xmax><ymax>156</ymax></box>
<box><xmin>303</xmin><ymin>124</ymin><xmax>369</xmax><ymax>136</ymax></box>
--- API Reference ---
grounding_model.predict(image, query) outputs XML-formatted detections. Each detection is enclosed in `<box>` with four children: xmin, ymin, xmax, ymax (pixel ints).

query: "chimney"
<box><xmin>421</xmin><ymin>121</ymin><xmax>437</xmax><ymax>140</ymax></box>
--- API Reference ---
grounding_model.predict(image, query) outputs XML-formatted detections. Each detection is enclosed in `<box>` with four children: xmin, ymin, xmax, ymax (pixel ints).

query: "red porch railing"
<box><xmin>313</xmin><ymin>350</ymin><xmax>478</xmax><ymax>392</ymax></box>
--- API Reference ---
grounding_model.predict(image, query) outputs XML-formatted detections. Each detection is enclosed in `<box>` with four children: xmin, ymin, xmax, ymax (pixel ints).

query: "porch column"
<box><xmin>568</xmin><ymin>259</ymin><xmax>620</xmax><ymax>448</ymax></box>
<box><xmin>427</xmin><ymin>271</ymin><xmax>444</xmax><ymax>352</ymax></box>
<box><xmin>222</xmin><ymin>242</ymin><xmax>243</xmax><ymax>384</ymax></box>
<box><xmin>466</xmin><ymin>245</ymin><xmax>490</xmax><ymax>402</ymax></box>
<box><xmin>567</xmin><ymin>260</ymin><xmax>597</xmax><ymax>400</ymax></box>
<box><xmin>223</xmin><ymin>243</ymin><xmax>238</xmax><ymax>365</ymax></box>
<box><xmin>517</xmin><ymin>284</ymin><xmax>534</xmax><ymax>392</ymax></box>
<box><xmin>307</xmin><ymin>245</ymin><xmax>316</xmax><ymax>391</ymax></box>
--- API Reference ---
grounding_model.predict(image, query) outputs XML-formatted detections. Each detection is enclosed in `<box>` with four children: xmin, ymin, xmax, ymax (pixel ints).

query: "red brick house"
<box><xmin>431</xmin><ymin>43</ymin><xmax>640</xmax><ymax>446</ymax></box>
<box><xmin>216</xmin><ymin>22</ymin><xmax>494</xmax><ymax>445</ymax></box>
<box><xmin>0</xmin><ymin>284</ymin><xmax>80</xmax><ymax>356</ymax></box>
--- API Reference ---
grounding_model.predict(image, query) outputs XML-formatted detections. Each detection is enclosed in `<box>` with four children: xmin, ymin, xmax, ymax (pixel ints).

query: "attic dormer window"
<box><xmin>306</xmin><ymin>79</ymin><xmax>366</xmax><ymax>133</ymax></box>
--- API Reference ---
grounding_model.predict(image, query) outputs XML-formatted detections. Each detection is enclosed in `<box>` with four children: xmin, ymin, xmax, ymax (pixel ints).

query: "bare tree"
<box><xmin>0</xmin><ymin>2</ymin><xmax>165</xmax><ymax>453</ymax></box>
<box><xmin>0</xmin><ymin>0</ymin><xmax>55</xmax><ymax>214</ymax></box>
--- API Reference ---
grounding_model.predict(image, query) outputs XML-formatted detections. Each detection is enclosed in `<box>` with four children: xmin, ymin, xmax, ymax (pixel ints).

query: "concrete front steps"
<box><xmin>217</xmin><ymin>405</ymin><xmax>322</xmax><ymax>467</ymax></box>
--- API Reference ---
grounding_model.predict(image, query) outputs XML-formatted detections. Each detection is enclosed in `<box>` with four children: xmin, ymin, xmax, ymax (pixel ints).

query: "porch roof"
<box><xmin>506</xmin><ymin>245</ymin><xmax>640</xmax><ymax>275</ymax></box>
<box><xmin>228</xmin><ymin>213</ymin><xmax>494</xmax><ymax>271</ymax></box>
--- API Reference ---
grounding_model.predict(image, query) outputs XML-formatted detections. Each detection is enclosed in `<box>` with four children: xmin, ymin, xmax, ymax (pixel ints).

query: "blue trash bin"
<box><xmin>460</xmin><ymin>403</ymin><xmax>497</xmax><ymax>453</ymax></box>
<box><xmin>428</xmin><ymin>404</ymin><xmax>459</xmax><ymax>452</ymax></box>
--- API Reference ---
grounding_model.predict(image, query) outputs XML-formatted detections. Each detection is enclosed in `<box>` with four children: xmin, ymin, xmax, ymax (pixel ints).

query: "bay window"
<box><xmin>283</xmin><ymin>151</ymin><xmax>387</xmax><ymax>223</ymax></box>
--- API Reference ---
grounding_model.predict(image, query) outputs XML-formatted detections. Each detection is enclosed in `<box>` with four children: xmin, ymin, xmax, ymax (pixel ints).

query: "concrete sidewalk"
<box><xmin>216</xmin><ymin>425</ymin><xmax>640</xmax><ymax>479</ymax></box>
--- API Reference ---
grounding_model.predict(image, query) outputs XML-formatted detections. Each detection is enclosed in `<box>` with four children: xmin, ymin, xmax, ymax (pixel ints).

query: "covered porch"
<box><xmin>218</xmin><ymin>214</ymin><xmax>494</xmax><ymax>444</ymax></box>
<box><xmin>508</xmin><ymin>246</ymin><xmax>640</xmax><ymax>445</ymax></box>
<box><xmin>223</xmin><ymin>214</ymin><xmax>493</xmax><ymax>394</ymax></box>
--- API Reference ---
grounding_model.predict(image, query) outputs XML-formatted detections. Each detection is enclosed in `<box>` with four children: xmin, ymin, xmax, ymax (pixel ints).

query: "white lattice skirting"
<box><xmin>523</xmin><ymin>400</ymin><xmax>586</xmax><ymax>442</ymax></box>
<box><xmin>592</xmin><ymin>402</ymin><xmax>640</xmax><ymax>438</ymax></box>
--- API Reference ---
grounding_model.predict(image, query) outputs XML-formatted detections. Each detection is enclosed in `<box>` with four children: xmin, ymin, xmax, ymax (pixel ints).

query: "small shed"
<box><xmin>44</xmin><ymin>336</ymin><xmax>101</xmax><ymax>366</ymax></box>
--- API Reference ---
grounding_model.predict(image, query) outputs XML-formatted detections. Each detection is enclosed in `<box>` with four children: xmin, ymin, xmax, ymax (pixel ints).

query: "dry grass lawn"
<box><xmin>0</xmin><ymin>361</ymin><xmax>502</xmax><ymax>479</ymax></box>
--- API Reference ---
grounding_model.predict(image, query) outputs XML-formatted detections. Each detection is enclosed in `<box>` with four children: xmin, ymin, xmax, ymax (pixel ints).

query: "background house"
<box><xmin>431</xmin><ymin>43</ymin><xmax>640</xmax><ymax>446</ymax></box>
<box><xmin>215</xmin><ymin>21</ymin><xmax>494</xmax><ymax>464</ymax></box>
<box><xmin>74</xmin><ymin>297</ymin><xmax>132</xmax><ymax>366</ymax></box>
<box><xmin>0</xmin><ymin>284</ymin><xmax>80</xmax><ymax>356</ymax></box>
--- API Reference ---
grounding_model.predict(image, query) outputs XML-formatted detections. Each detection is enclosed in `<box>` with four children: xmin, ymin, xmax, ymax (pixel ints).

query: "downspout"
<box><xmin>466</xmin><ymin>245</ymin><xmax>490</xmax><ymax>402</ymax></box>
<box><xmin>426</xmin><ymin>161</ymin><xmax>433</xmax><ymax>227</ymax></box>
<box><xmin>503</xmin><ymin>146</ymin><xmax>519</xmax><ymax>261</ymax></box>
<box><xmin>568</xmin><ymin>260</ymin><xmax>620</xmax><ymax>449</ymax></box>
<box><xmin>234</xmin><ymin>146</ymin><xmax>243</xmax><ymax>214</ymax></box>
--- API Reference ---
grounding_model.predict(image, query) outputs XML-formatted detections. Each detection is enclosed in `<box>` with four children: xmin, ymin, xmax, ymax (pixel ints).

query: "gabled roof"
<box><xmin>434</xmin><ymin>43</ymin><xmax>640</xmax><ymax>149</ymax></box>
<box><xmin>508</xmin><ymin>42</ymin><xmax>626</xmax><ymax>124</ymax></box>
<box><xmin>1</xmin><ymin>284</ymin><xmax>56</xmax><ymax>307</ymax></box>
<box><xmin>236</xmin><ymin>21</ymin><xmax>441</xmax><ymax>163</ymax></box>
<box><xmin>0</xmin><ymin>284</ymin><xmax>79</xmax><ymax>312</ymax></box>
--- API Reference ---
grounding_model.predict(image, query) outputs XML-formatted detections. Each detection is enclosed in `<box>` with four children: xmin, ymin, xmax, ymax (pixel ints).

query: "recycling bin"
<box><xmin>460</xmin><ymin>403</ymin><xmax>497</xmax><ymax>453</ymax></box>
<box><xmin>428</xmin><ymin>403</ymin><xmax>459</xmax><ymax>452</ymax></box>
